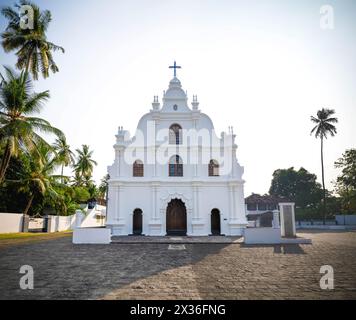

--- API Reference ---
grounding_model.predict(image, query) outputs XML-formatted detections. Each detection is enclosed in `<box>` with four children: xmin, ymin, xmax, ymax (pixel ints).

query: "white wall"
<box><xmin>48</xmin><ymin>215</ymin><xmax>76</xmax><ymax>232</ymax></box>
<box><xmin>0</xmin><ymin>213</ymin><xmax>23</xmax><ymax>233</ymax></box>
<box><xmin>335</xmin><ymin>215</ymin><xmax>356</xmax><ymax>225</ymax></box>
<box><xmin>46</xmin><ymin>205</ymin><xmax>107</xmax><ymax>232</ymax></box>
<box><xmin>244</xmin><ymin>227</ymin><xmax>281</xmax><ymax>244</ymax></box>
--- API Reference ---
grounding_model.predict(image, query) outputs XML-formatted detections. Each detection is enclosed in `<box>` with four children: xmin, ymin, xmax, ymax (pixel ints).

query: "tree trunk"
<box><xmin>321</xmin><ymin>136</ymin><xmax>326</xmax><ymax>224</ymax></box>
<box><xmin>0</xmin><ymin>142</ymin><xmax>12</xmax><ymax>184</ymax></box>
<box><xmin>24</xmin><ymin>194</ymin><xmax>35</xmax><ymax>216</ymax></box>
<box><xmin>61</xmin><ymin>164</ymin><xmax>64</xmax><ymax>184</ymax></box>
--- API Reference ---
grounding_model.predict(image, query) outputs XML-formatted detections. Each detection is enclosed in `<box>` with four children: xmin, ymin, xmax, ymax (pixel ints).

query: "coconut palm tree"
<box><xmin>8</xmin><ymin>143</ymin><xmax>64</xmax><ymax>215</ymax></box>
<box><xmin>98</xmin><ymin>174</ymin><xmax>109</xmax><ymax>199</ymax></box>
<box><xmin>0</xmin><ymin>66</ymin><xmax>63</xmax><ymax>184</ymax></box>
<box><xmin>74</xmin><ymin>144</ymin><xmax>97</xmax><ymax>181</ymax></box>
<box><xmin>53</xmin><ymin>136</ymin><xmax>74</xmax><ymax>183</ymax></box>
<box><xmin>310</xmin><ymin>108</ymin><xmax>338</xmax><ymax>223</ymax></box>
<box><xmin>1</xmin><ymin>0</ymin><xmax>64</xmax><ymax>80</ymax></box>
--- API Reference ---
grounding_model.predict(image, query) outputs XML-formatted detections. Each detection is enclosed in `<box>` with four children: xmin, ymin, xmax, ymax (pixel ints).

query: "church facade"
<box><xmin>106</xmin><ymin>65</ymin><xmax>247</xmax><ymax>236</ymax></box>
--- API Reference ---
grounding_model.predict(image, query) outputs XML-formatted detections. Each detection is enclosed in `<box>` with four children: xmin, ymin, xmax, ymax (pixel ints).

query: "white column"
<box><xmin>279</xmin><ymin>202</ymin><xmax>296</xmax><ymax>237</ymax></box>
<box><xmin>115</xmin><ymin>185</ymin><xmax>120</xmax><ymax>221</ymax></box>
<box><xmin>235</xmin><ymin>183</ymin><xmax>247</xmax><ymax>222</ymax></box>
<box><xmin>229</xmin><ymin>185</ymin><xmax>235</xmax><ymax>220</ymax></box>
<box><xmin>193</xmin><ymin>186</ymin><xmax>199</xmax><ymax>219</ymax></box>
<box><xmin>151</xmin><ymin>185</ymin><xmax>157</xmax><ymax>220</ymax></box>
<box><xmin>273</xmin><ymin>210</ymin><xmax>280</xmax><ymax>228</ymax></box>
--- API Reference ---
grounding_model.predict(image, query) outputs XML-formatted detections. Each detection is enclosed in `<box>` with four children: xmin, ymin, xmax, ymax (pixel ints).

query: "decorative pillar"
<box><xmin>149</xmin><ymin>183</ymin><xmax>162</xmax><ymax>235</ymax></box>
<box><xmin>235</xmin><ymin>183</ymin><xmax>247</xmax><ymax>222</ymax></box>
<box><xmin>279</xmin><ymin>202</ymin><xmax>296</xmax><ymax>237</ymax></box>
<box><xmin>114</xmin><ymin>185</ymin><xmax>120</xmax><ymax>221</ymax></box>
<box><xmin>193</xmin><ymin>185</ymin><xmax>199</xmax><ymax>219</ymax></box>
<box><xmin>273</xmin><ymin>210</ymin><xmax>280</xmax><ymax>229</ymax></box>
<box><xmin>151</xmin><ymin>185</ymin><xmax>157</xmax><ymax>219</ymax></box>
<box><xmin>229</xmin><ymin>185</ymin><xmax>235</xmax><ymax>219</ymax></box>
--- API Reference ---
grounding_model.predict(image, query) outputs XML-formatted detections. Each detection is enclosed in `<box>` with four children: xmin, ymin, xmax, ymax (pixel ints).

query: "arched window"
<box><xmin>169</xmin><ymin>155</ymin><xmax>183</xmax><ymax>177</ymax></box>
<box><xmin>209</xmin><ymin>160</ymin><xmax>219</xmax><ymax>176</ymax></box>
<box><xmin>133</xmin><ymin>160</ymin><xmax>144</xmax><ymax>177</ymax></box>
<box><xmin>169</xmin><ymin>124</ymin><xmax>182</xmax><ymax>145</ymax></box>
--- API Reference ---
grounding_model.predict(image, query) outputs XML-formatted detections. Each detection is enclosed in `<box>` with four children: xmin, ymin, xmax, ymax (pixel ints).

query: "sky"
<box><xmin>0</xmin><ymin>0</ymin><xmax>355</xmax><ymax>196</ymax></box>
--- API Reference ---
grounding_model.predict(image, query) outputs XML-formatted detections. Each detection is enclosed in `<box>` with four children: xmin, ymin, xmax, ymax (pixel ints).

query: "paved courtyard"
<box><xmin>0</xmin><ymin>230</ymin><xmax>356</xmax><ymax>300</ymax></box>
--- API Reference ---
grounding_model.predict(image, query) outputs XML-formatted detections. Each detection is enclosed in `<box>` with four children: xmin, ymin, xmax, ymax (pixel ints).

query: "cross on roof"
<box><xmin>169</xmin><ymin>61</ymin><xmax>181</xmax><ymax>77</ymax></box>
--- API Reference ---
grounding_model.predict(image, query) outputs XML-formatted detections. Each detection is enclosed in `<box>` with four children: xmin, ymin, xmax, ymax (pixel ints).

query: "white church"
<box><xmin>106</xmin><ymin>62</ymin><xmax>248</xmax><ymax>236</ymax></box>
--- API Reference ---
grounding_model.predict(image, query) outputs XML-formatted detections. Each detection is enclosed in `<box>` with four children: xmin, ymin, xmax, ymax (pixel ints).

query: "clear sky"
<box><xmin>0</xmin><ymin>0</ymin><xmax>355</xmax><ymax>196</ymax></box>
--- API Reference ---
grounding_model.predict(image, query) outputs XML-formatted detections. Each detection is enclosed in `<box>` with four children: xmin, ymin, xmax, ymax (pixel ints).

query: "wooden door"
<box><xmin>166</xmin><ymin>199</ymin><xmax>187</xmax><ymax>235</ymax></box>
<box><xmin>133</xmin><ymin>209</ymin><xmax>143</xmax><ymax>235</ymax></box>
<box><xmin>211</xmin><ymin>209</ymin><xmax>221</xmax><ymax>235</ymax></box>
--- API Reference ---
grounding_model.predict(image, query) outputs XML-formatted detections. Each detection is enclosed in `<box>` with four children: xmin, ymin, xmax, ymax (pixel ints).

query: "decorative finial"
<box><xmin>192</xmin><ymin>95</ymin><xmax>199</xmax><ymax>110</ymax></box>
<box><xmin>152</xmin><ymin>95</ymin><xmax>160</xmax><ymax>110</ymax></box>
<box><xmin>169</xmin><ymin>60</ymin><xmax>181</xmax><ymax>77</ymax></box>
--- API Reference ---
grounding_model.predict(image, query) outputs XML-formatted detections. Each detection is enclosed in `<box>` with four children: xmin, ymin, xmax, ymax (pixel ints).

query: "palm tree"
<box><xmin>98</xmin><ymin>174</ymin><xmax>109</xmax><ymax>199</ymax></box>
<box><xmin>71</xmin><ymin>171</ymin><xmax>84</xmax><ymax>187</ymax></box>
<box><xmin>0</xmin><ymin>66</ymin><xmax>63</xmax><ymax>184</ymax></box>
<box><xmin>53</xmin><ymin>136</ymin><xmax>74</xmax><ymax>183</ymax></box>
<box><xmin>1</xmin><ymin>0</ymin><xmax>64</xmax><ymax>80</ymax></box>
<box><xmin>74</xmin><ymin>145</ymin><xmax>97</xmax><ymax>181</ymax></box>
<box><xmin>310</xmin><ymin>108</ymin><xmax>338</xmax><ymax>223</ymax></box>
<box><xmin>8</xmin><ymin>143</ymin><xmax>64</xmax><ymax>215</ymax></box>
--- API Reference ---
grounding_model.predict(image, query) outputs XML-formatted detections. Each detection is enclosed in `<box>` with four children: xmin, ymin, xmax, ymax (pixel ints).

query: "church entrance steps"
<box><xmin>111</xmin><ymin>235</ymin><xmax>243</xmax><ymax>244</ymax></box>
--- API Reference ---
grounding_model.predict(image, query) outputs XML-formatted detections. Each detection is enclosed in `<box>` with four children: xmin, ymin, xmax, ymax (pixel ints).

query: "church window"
<box><xmin>173</xmin><ymin>104</ymin><xmax>178</xmax><ymax>111</ymax></box>
<box><xmin>169</xmin><ymin>124</ymin><xmax>182</xmax><ymax>145</ymax></box>
<box><xmin>169</xmin><ymin>155</ymin><xmax>183</xmax><ymax>177</ymax></box>
<box><xmin>133</xmin><ymin>160</ymin><xmax>144</xmax><ymax>177</ymax></box>
<box><xmin>209</xmin><ymin>160</ymin><xmax>219</xmax><ymax>176</ymax></box>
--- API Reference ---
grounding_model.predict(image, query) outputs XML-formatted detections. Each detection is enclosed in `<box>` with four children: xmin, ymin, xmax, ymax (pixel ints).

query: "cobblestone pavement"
<box><xmin>0</xmin><ymin>230</ymin><xmax>355</xmax><ymax>300</ymax></box>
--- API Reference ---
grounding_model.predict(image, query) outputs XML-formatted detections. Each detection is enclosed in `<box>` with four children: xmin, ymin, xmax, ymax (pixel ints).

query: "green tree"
<box><xmin>0</xmin><ymin>151</ymin><xmax>31</xmax><ymax>213</ymax></box>
<box><xmin>53</xmin><ymin>136</ymin><xmax>74</xmax><ymax>184</ymax></box>
<box><xmin>269</xmin><ymin>167</ymin><xmax>323</xmax><ymax>209</ymax></box>
<box><xmin>334</xmin><ymin>149</ymin><xmax>356</xmax><ymax>214</ymax></box>
<box><xmin>0</xmin><ymin>66</ymin><xmax>63</xmax><ymax>184</ymax></box>
<box><xmin>1</xmin><ymin>0</ymin><xmax>64</xmax><ymax>80</ymax></box>
<box><xmin>8</xmin><ymin>143</ymin><xmax>64</xmax><ymax>215</ymax></box>
<box><xmin>310</xmin><ymin>108</ymin><xmax>338</xmax><ymax>223</ymax></box>
<box><xmin>98</xmin><ymin>174</ymin><xmax>109</xmax><ymax>199</ymax></box>
<box><xmin>74</xmin><ymin>144</ymin><xmax>97</xmax><ymax>182</ymax></box>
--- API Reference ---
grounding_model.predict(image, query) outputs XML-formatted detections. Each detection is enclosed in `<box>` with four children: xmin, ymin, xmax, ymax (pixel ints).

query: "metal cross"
<box><xmin>169</xmin><ymin>61</ymin><xmax>181</xmax><ymax>77</ymax></box>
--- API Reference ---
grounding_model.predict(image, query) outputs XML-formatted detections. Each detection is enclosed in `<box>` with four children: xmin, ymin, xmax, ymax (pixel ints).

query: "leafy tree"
<box><xmin>310</xmin><ymin>108</ymin><xmax>338</xmax><ymax>222</ymax></box>
<box><xmin>269</xmin><ymin>167</ymin><xmax>323</xmax><ymax>209</ymax></box>
<box><xmin>334</xmin><ymin>149</ymin><xmax>356</xmax><ymax>214</ymax></box>
<box><xmin>72</xmin><ymin>186</ymin><xmax>90</xmax><ymax>204</ymax></box>
<box><xmin>74</xmin><ymin>144</ymin><xmax>97</xmax><ymax>182</ymax></box>
<box><xmin>53</xmin><ymin>136</ymin><xmax>74</xmax><ymax>183</ymax></box>
<box><xmin>0</xmin><ymin>66</ymin><xmax>63</xmax><ymax>183</ymax></box>
<box><xmin>7</xmin><ymin>143</ymin><xmax>64</xmax><ymax>215</ymax></box>
<box><xmin>1</xmin><ymin>0</ymin><xmax>64</xmax><ymax>80</ymax></box>
<box><xmin>98</xmin><ymin>174</ymin><xmax>109</xmax><ymax>199</ymax></box>
<box><xmin>335</xmin><ymin>149</ymin><xmax>356</xmax><ymax>190</ymax></box>
<box><xmin>0</xmin><ymin>151</ymin><xmax>31</xmax><ymax>213</ymax></box>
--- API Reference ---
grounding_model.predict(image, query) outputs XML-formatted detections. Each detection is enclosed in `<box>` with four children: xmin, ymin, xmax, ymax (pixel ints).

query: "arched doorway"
<box><xmin>166</xmin><ymin>199</ymin><xmax>187</xmax><ymax>236</ymax></box>
<box><xmin>211</xmin><ymin>209</ymin><xmax>221</xmax><ymax>235</ymax></box>
<box><xmin>133</xmin><ymin>209</ymin><xmax>143</xmax><ymax>235</ymax></box>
